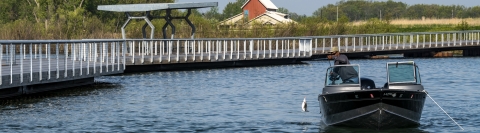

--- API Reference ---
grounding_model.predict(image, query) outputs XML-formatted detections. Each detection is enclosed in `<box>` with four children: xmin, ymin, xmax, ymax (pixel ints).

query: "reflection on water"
<box><xmin>1</xmin><ymin>57</ymin><xmax>479</xmax><ymax>132</ymax></box>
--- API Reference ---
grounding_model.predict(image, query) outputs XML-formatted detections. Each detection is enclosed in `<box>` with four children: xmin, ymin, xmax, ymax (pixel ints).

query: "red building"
<box><xmin>241</xmin><ymin>0</ymin><xmax>278</xmax><ymax>20</ymax></box>
<box><xmin>220</xmin><ymin>0</ymin><xmax>294</xmax><ymax>26</ymax></box>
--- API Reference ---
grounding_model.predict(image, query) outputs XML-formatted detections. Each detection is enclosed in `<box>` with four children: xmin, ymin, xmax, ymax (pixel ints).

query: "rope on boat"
<box><xmin>423</xmin><ymin>90</ymin><xmax>464</xmax><ymax>131</ymax></box>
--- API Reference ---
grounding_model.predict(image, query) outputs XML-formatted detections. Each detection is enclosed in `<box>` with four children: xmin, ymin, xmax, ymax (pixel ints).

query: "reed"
<box><xmin>353</xmin><ymin>18</ymin><xmax>480</xmax><ymax>26</ymax></box>
<box><xmin>2</xmin><ymin>17</ymin><xmax>480</xmax><ymax>40</ymax></box>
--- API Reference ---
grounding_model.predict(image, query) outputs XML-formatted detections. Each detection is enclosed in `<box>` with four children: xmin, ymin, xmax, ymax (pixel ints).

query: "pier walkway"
<box><xmin>0</xmin><ymin>40</ymin><xmax>125</xmax><ymax>97</ymax></box>
<box><xmin>121</xmin><ymin>38</ymin><xmax>313</xmax><ymax>72</ymax></box>
<box><xmin>0</xmin><ymin>38</ymin><xmax>312</xmax><ymax>97</ymax></box>
<box><xmin>308</xmin><ymin>30</ymin><xmax>480</xmax><ymax>58</ymax></box>
<box><xmin>96</xmin><ymin>2</ymin><xmax>313</xmax><ymax>72</ymax></box>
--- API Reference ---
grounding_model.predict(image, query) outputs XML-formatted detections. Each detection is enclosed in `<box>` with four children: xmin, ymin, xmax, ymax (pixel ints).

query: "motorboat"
<box><xmin>318</xmin><ymin>61</ymin><xmax>426</xmax><ymax>129</ymax></box>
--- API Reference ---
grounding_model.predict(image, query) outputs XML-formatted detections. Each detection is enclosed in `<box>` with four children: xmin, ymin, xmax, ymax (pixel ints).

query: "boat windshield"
<box><xmin>387</xmin><ymin>61</ymin><xmax>421</xmax><ymax>84</ymax></box>
<box><xmin>325</xmin><ymin>64</ymin><xmax>360</xmax><ymax>86</ymax></box>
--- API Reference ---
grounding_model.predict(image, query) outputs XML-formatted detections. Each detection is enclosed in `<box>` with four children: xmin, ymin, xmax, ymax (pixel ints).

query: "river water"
<box><xmin>1</xmin><ymin>57</ymin><xmax>479</xmax><ymax>132</ymax></box>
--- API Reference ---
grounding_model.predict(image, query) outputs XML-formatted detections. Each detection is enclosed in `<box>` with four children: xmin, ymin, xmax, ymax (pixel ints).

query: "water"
<box><xmin>1</xmin><ymin>57</ymin><xmax>480</xmax><ymax>132</ymax></box>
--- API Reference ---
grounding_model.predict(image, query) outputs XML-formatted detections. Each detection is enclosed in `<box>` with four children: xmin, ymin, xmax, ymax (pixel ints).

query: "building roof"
<box><xmin>219</xmin><ymin>13</ymin><xmax>245</xmax><ymax>25</ymax></box>
<box><xmin>97</xmin><ymin>2</ymin><xmax>217</xmax><ymax>12</ymax></box>
<box><xmin>241</xmin><ymin>0</ymin><xmax>278</xmax><ymax>10</ymax></box>
<box><xmin>219</xmin><ymin>11</ymin><xmax>294</xmax><ymax>25</ymax></box>
<box><xmin>248</xmin><ymin>11</ymin><xmax>294</xmax><ymax>24</ymax></box>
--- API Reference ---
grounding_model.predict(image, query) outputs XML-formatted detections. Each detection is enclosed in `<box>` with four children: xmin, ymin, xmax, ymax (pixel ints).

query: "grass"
<box><xmin>353</xmin><ymin>18</ymin><xmax>480</xmax><ymax>26</ymax></box>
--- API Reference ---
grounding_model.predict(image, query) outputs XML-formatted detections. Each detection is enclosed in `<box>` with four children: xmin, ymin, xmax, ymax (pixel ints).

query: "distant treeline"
<box><xmin>0</xmin><ymin>0</ymin><xmax>177</xmax><ymax>39</ymax></box>
<box><xmin>312</xmin><ymin>0</ymin><xmax>480</xmax><ymax>21</ymax></box>
<box><xmin>0</xmin><ymin>0</ymin><xmax>478</xmax><ymax>40</ymax></box>
<box><xmin>204</xmin><ymin>0</ymin><xmax>480</xmax><ymax>22</ymax></box>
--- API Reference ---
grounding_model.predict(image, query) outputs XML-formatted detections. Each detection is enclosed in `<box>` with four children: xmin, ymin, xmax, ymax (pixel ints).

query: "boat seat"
<box><xmin>360</xmin><ymin>78</ymin><xmax>376</xmax><ymax>89</ymax></box>
<box><xmin>383</xmin><ymin>83</ymin><xmax>389</xmax><ymax>89</ymax></box>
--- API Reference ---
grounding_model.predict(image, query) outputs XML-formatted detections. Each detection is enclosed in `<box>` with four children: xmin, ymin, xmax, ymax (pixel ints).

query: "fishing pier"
<box><xmin>0</xmin><ymin>40</ymin><xmax>125</xmax><ymax>98</ymax></box>
<box><xmin>2</xmin><ymin>2</ymin><xmax>480</xmax><ymax>98</ymax></box>
<box><xmin>5</xmin><ymin>30</ymin><xmax>480</xmax><ymax>98</ymax></box>
<box><xmin>122</xmin><ymin>38</ymin><xmax>313</xmax><ymax>72</ymax></box>
<box><xmin>309</xmin><ymin>30</ymin><xmax>480</xmax><ymax>58</ymax></box>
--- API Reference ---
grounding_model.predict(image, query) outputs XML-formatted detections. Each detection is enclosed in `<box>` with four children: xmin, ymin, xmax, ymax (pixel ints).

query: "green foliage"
<box><xmin>0</xmin><ymin>0</ymin><xmax>479</xmax><ymax>40</ymax></box>
<box><xmin>278</xmin><ymin>8</ymin><xmax>289</xmax><ymax>14</ymax></box>
<box><xmin>312</xmin><ymin>0</ymin><xmax>480</xmax><ymax>22</ymax></box>
<box><xmin>331</xmin><ymin>15</ymin><xmax>350</xmax><ymax>35</ymax></box>
<box><xmin>357</xmin><ymin>18</ymin><xmax>395</xmax><ymax>34</ymax></box>
<box><xmin>222</xmin><ymin>0</ymin><xmax>246</xmax><ymax>20</ymax></box>
<box><xmin>391</xmin><ymin>25</ymin><xmax>457</xmax><ymax>32</ymax></box>
<box><xmin>204</xmin><ymin>7</ymin><xmax>222</xmax><ymax>21</ymax></box>
<box><xmin>456</xmin><ymin>20</ymin><xmax>470</xmax><ymax>30</ymax></box>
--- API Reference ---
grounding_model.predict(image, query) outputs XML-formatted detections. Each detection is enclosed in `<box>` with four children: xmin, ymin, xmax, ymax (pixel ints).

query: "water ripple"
<box><xmin>1</xmin><ymin>57</ymin><xmax>480</xmax><ymax>132</ymax></box>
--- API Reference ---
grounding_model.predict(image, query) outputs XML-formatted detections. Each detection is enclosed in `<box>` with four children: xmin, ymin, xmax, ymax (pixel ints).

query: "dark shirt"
<box><xmin>334</xmin><ymin>54</ymin><xmax>350</xmax><ymax>65</ymax></box>
<box><xmin>332</xmin><ymin>54</ymin><xmax>358</xmax><ymax>81</ymax></box>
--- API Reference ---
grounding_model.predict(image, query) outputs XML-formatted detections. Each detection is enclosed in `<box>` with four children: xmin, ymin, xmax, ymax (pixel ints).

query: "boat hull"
<box><xmin>318</xmin><ymin>89</ymin><xmax>426</xmax><ymax>129</ymax></box>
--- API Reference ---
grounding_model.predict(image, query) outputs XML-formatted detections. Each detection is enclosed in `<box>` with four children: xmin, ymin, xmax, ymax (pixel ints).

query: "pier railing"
<box><xmin>309</xmin><ymin>30</ymin><xmax>480</xmax><ymax>54</ymax></box>
<box><xmin>124</xmin><ymin>38</ymin><xmax>312</xmax><ymax>64</ymax></box>
<box><xmin>0</xmin><ymin>37</ymin><xmax>312</xmax><ymax>88</ymax></box>
<box><xmin>0</xmin><ymin>40</ymin><xmax>125</xmax><ymax>89</ymax></box>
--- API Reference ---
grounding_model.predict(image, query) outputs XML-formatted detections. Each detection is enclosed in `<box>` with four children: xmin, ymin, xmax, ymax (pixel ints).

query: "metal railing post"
<box><xmin>106</xmin><ymin>43</ymin><xmax>110</xmax><ymax>72</ymax></box>
<box><xmin>18</xmin><ymin>43</ymin><xmax>25</xmax><ymax>83</ymax></box>
<box><xmin>10</xmin><ymin>43</ymin><xmax>13</xmax><ymax>84</ymax></box>
<box><xmin>447</xmin><ymin>33</ymin><xmax>451</xmax><ymax>46</ymax></box>
<box><xmin>269</xmin><ymin>40</ymin><xmax>272</xmax><ymax>58</ymax></box>
<box><xmin>322</xmin><ymin>38</ymin><xmax>325</xmax><ymax>53</ymax></box>
<box><xmin>360</xmin><ymin>37</ymin><xmax>363</xmax><ymax>51</ymax></box>
<box><xmin>281</xmin><ymin>40</ymin><xmax>284</xmax><ymax>58</ymax></box>
<box><xmin>40</xmin><ymin>43</ymin><xmax>43</xmax><ymax>80</ymax></box>
<box><xmin>275</xmin><ymin>40</ymin><xmax>278</xmax><ymax>58</ymax></box>
<box><xmin>337</xmin><ymin>37</ymin><xmax>341</xmax><ymax>52</ymax></box>
<box><xmin>20</xmin><ymin>44</ymin><xmax>24</xmax><ymax>83</ymax></box>
<box><xmin>382</xmin><ymin>35</ymin><xmax>385</xmax><ymax>50</ymax></box>
<box><xmin>458</xmin><ymin>32</ymin><xmax>461</xmax><ymax>45</ymax></box>
<box><xmin>230</xmin><ymin>40</ymin><xmax>234</xmax><ymax>60</ymax></box>
<box><xmin>45</xmin><ymin>43</ymin><xmax>52</xmax><ymax>80</ymax></box>
<box><xmin>287</xmin><ymin>40</ymin><xmax>290</xmax><ymax>58</ymax></box>
<box><xmin>345</xmin><ymin>37</ymin><xmax>348</xmax><ymax>52</ymax></box>
<box><xmin>353</xmin><ymin>37</ymin><xmax>356</xmax><ymax>51</ymax></box>
<box><xmin>56</xmin><ymin>43</ymin><xmax>59</xmax><ymax>78</ymax></box>
<box><xmin>293</xmin><ymin>39</ymin><xmax>297</xmax><ymax>57</ymax></box>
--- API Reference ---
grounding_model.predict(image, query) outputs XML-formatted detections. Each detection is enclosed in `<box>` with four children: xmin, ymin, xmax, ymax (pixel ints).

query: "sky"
<box><xmin>176</xmin><ymin>0</ymin><xmax>480</xmax><ymax>16</ymax></box>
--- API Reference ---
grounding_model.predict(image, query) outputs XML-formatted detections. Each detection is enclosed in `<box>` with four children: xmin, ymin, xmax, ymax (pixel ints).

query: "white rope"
<box><xmin>424</xmin><ymin>90</ymin><xmax>464</xmax><ymax>130</ymax></box>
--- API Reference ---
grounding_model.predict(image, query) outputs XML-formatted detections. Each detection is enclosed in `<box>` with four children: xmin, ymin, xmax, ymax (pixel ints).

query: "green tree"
<box><xmin>278</xmin><ymin>7</ymin><xmax>289</xmax><ymax>14</ymax></box>
<box><xmin>204</xmin><ymin>6</ymin><xmax>222</xmax><ymax>21</ymax></box>
<box><xmin>222</xmin><ymin>0</ymin><xmax>246</xmax><ymax>20</ymax></box>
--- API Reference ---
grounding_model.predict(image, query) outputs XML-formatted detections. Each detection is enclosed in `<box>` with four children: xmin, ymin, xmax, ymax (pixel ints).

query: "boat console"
<box><xmin>323</xmin><ymin>61</ymin><xmax>423</xmax><ymax>94</ymax></box>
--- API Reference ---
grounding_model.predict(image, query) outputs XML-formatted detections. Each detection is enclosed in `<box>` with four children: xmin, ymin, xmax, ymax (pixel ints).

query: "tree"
<box><xmin>204</xmin><ymin>6</ymin><xmax>221</xmax><ymax>21</ymax></box>
<box><xmin>222</xmin><ymin>0</ymin><xmax>246</xmax><ymax>20</ymax></box>
<box><xmin>278</xmin><ymin>7</ymin><xmax>289</xmax><ymax>14</ymax></box>
<box><xmin>289</xmin><ymin>13</ymin><xmax>307</xmax><ymax>22</ymax></box>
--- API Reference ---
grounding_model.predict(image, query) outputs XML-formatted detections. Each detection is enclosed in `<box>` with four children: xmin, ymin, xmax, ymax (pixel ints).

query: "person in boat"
<box><xmin>329</xmin><ymin>47</ymin><xmax>359</xmax><ymax>84</ymax></box>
